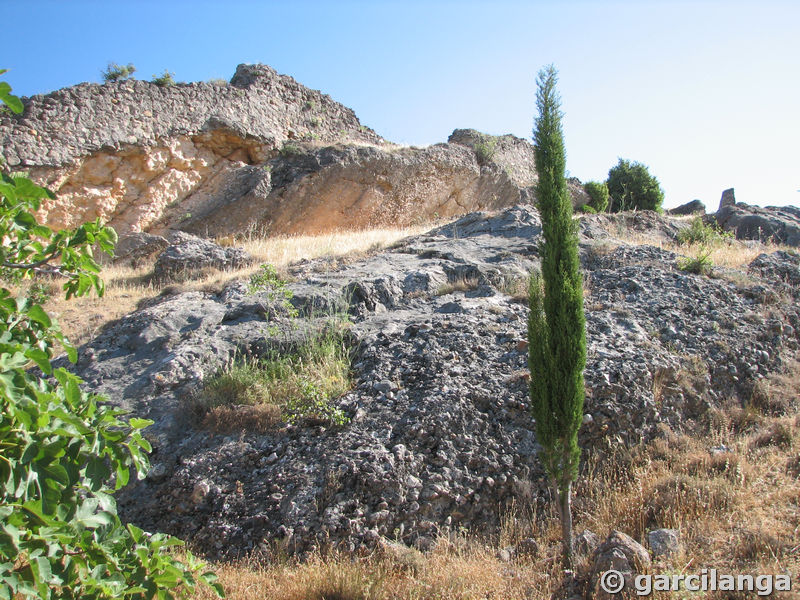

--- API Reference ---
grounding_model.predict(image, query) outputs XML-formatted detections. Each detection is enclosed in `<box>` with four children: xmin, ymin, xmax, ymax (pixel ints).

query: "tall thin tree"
<box><xmin>528</xmin><ymin>65</ymin><xmax>587</xmax><ymax>568</ymax></box>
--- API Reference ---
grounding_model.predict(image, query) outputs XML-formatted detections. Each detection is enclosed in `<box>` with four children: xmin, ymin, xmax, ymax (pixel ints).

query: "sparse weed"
<box><xmin>152</xmin><ymin>70</ymin><xmax>176</xmax><ymax>86</ymax></box>
<box><xmin>677</xmin><ymin>248</ymin><xmax>713</xmax><ymax>275</ymax></box>
<box><xmin>101</xmin><ymin>61</ymin><xmax>136</xmax><ymax>82</ymax></box>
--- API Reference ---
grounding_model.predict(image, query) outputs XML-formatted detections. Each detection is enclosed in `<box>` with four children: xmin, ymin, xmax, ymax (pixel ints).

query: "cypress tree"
<box><xmin>528</xmin><ymin>65</ymin><xmax>586</xmax><ymax>568</ymax></box>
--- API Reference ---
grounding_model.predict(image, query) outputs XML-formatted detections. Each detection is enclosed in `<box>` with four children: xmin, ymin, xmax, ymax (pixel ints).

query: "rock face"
<box><xmin>0</xmin><ymin>64</ymin><xmax>382</xmax><ymax>234</ymax></box>
<box><xmin>62</xmin><ymin>205</ymin><xmax>800</xmax><ymax>559</ymax></box>
<box><xmin>1</xmin><ymin>67</ymin><xmax>591</xmax><ymax>238</ymax></box>
<box><xmin>713</xmin><ymin>188</ymin><xmax>800</xmax><ymax>246</ymax></box>
<box><xmin>178</xmin><ymin>142</ymin><xmax>526</xmax><ymax>237</ymax></box>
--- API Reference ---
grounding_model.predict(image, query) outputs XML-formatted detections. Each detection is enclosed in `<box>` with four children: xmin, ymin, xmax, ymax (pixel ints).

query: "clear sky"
<box><xmin>3</xmin><ymin>0</ymin><xmax>798</xmax><ymax>209</ymax></box>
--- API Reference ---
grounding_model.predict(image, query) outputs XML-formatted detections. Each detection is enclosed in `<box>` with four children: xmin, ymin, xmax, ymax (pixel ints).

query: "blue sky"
<box><xmin>4</xmin><ymin>0</ymin><xmax>799</xmax><ymax>209</ymax></box>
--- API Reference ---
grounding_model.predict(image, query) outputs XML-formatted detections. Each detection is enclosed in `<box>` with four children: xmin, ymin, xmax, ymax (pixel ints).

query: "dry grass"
<box><xmin>601</xmin><ymin>218</ymin><xmax>793</xmax><ymax>270</ymax></box>
<box><xmin>26</xmin><ymin>225</ymin><xmax>429</xmax><ymax>347</ymax></box>
<box><xmin>435</xmin><ymin>275</ymin><xmax>481</xmax><ymax>296</ymax></box>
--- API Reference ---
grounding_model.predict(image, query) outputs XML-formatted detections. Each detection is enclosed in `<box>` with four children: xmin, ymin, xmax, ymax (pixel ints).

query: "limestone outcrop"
<box><xmin>1</xmin><ymin>66</ymin><xmax>590</xmax><ymax>238</ymax></box>
<box><xmin>0</xmin><ymin>64</ymin><xmax>382</xmax><ymax>233</ymax></box>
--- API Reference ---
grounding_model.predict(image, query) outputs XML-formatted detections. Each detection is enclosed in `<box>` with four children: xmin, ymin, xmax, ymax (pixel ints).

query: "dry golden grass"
<box><xmin>608</xmin><ymin>224</ymin><xmax>794</xmax><ymax>270</ymax></box>
<box><xmin>27</xmin><ymin>225</ymin><xmax>430</xmax><ymax>347</ymax></box>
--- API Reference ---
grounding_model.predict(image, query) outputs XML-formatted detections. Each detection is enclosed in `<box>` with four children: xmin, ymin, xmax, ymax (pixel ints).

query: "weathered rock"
<box><xmin>576</xmin><ymin>529</ymin><xmax>600</xmax><ymax>557</ymax></box>
<box><xmin>668</xmin><ymin>199</ymin><xmax>705</xmax><ymax>215</ymax></box>
<box><xmin>713</xmin><ymin>188</ymin><xmax>800</xmax><ymax>246</ymax></box>
<box><xmin>647</xmin><ymin>528</ymin><xmax>681</xmax><ymax>558</ymax></box>
<box><xmin>0</xmin><ymin>64</ymin><xmax>382</xmax><ymax>234</ymax></box>
<box><xmin>748</xmin><ymin>251</ymin><xmax>800</xmax><ymax>295</ymax></box>
<box><xmin>58</xmin><ymin>204</ymin><xmax>800</xmax><ymax>560</ymax></box>
<box><xmin>719</xmin><ymin>188</ymin><xmax>736</xmax><ymax>210</ymax></box>
<box><xmin>111</xmin><ymin>232</ymin><xmax>169</xmax><ymax>267</ymax></box>
<box><xmin>1</xmin><ymin>71</ymin><xmax>593</xmax><ymax>239</ymax></box>
<box><xmin>178</xmin><ymin>142</ymin><xmax>523</xmax><ymax>237</ymax></box>
<box><xmin>152</xmin><ymin>232</ymin><xmax>253</xmax><ymax>281</ymax></box>
<box><xmin>588</xmin><ymin>531</ymin><xmax>651</xmax><ymax>599</ymax></box>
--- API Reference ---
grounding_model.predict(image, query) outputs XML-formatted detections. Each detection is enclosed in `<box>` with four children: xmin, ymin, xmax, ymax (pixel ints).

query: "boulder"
<box><xmin>152</xmin><ymin>232</ymin><xmax>252</xmax><ymax>281</ymax></box>
<box><xmin>719</xmin><ymin>187</ymin><xmax>736</xmax><ymax>210</ymax></box>
<box><xmin>668</xmin><ymin>199</ymin><xmax>705</xmax><ymax>216</ymax></box>
<box><xmin>588</xmin><ymin>531</ymin><xmax>651</xmax><ymax>599</ymax></box>
<box><xmin>112</xmin><ymin>232</ymin><xmax>169</xmax><ymax>267</ymax></box>
<box><xmin>647</xmin><ymin>528</ymin><xmax>681</xmax><ymax>558</ymax></box>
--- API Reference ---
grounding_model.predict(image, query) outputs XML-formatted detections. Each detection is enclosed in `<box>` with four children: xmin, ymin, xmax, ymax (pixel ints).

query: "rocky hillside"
<box><xmin>1</xmin><ymin>65</ymin><xmax>590</xmax><ymax>238</ymax></box>
<box><xmin>60</xmin><ymin>205</ymin><xmax>800</xmax><ymax>559</ymax></box>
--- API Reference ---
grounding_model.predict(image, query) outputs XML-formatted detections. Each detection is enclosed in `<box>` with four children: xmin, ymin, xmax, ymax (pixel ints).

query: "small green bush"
<box><xmin>101</xmin><ymin>62</ymin><xmax>136</xmax><ymax>82</ymax></box>
<box><xmin>248</xmin><ymin>264</ymin><xmax>297</xmax><ymax>316</ymax></box>
<box><xmin>606</xmin><ymin>158</ymin><xmax>664</xmax><ymax>212</ymax></box>
<box><xmin>152</xmin><ymin>70</ymin><xmax>176</xmax><ymax>87</ymax></box>
<box><xmin>677</xmin><ymin>216</ymin><xmax>732</xmax><ymax>246</ymax></box>
<box><xmin>583</xmin><ymin>180</ymin><xmax>609</xmax><ymax>213</ymax></box>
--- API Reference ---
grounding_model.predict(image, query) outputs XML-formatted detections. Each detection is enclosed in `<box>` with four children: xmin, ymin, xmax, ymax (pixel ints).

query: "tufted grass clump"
<box><xmin>200</xmin><ymin>327</ymin><xmax>352</xmax><ymax>431</ymax></box>
<box><xmin>677</xmin><ymin>248</ymin><xmax>713</xmax><ymax>275</ymax></box>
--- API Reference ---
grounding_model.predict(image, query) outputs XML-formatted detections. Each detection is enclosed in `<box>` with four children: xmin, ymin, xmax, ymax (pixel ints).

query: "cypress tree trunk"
<box><xmin>560</xmin><ymin>483</ymin><xmax>574</xmax><ymax>569</ymax></box>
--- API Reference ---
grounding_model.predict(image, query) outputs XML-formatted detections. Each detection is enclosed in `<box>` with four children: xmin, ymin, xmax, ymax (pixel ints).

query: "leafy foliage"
<box><xmin>101</xmin><ymin>62</ymin><xmax>136</xmax><ymax>83</ymax></box>
<box><xmin>528</xmin><ymin>65</ymin><xmax>586</xmax><ymax>567</ymax></box>
<box><xmin>582</xmin><ymin>180</ymin><xmax>609</xmax><ymax>213</ymax></box>
<box><xmin>606</xmin><ymin>158</ymin><xmax>664</xmax><ymax>212</ymax></box>
<box><xmin>0</xmin><ymin>73</ymin><xmax>222</xmax><ymax>600</ymax></box>
<box><xmin>248</xmin><ymin>264</ymin><xmax>298</xmax><ymax>317</ymax></box>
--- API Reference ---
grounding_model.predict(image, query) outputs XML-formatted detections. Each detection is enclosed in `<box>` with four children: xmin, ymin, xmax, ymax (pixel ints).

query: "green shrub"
<box><xmin>101</xmin><ymin>62</ymin><xmax>136</xmax><ymax>82</ymax></box>
<box><xmin>583</xmin><ymin>180</ymin><xmax>609</xmax><ymax>213</ymax></box>
<box><xmin>0</xmin><ymin>72</ymin><xmax>222</xmax><ymax>599</ymax></box>
<box><xmin>248</xmin><ymin>264</ymin><xmax>297</xmax><ymax>317</ymax></box>
<box><xmin>677</xmin><ymin>216</ymin><xmax>732</xmax><ymax>246</ymax></box>
<box><xmin>606</xmin><ymin>158</ymin><xmax>664</xmax><ymax>212</ymax></box>
<box><xmin>580</xmin><ymin>205</ymin><xmax>597</xmax><ymax>214</ymax></box>
<box><xmin>152</xmin><ymin>69</ymin><xmax>176</xmax><ymax>87</ymax></box>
